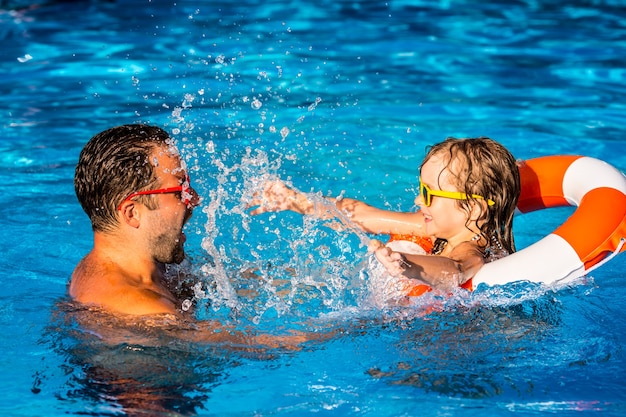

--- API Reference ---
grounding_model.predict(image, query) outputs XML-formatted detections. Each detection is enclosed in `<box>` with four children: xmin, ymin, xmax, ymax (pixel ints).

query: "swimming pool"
<box><xmin>1</xmin><ymin>0</ymin><xmax>625</xmax><ymax>415</ymax></box>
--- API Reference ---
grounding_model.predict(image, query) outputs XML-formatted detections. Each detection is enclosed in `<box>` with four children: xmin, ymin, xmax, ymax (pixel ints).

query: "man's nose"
<box><xmin>187</xmin><ymin>186</ymin><xmax>202</xmax><ymax>208</ymax></box>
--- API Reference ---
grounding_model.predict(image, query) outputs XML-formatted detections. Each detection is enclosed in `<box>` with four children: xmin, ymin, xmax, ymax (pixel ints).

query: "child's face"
<box><xmin>416</xmin><ymin>154</ymin><xmax>478</xmax><ymax>245</ymax></box>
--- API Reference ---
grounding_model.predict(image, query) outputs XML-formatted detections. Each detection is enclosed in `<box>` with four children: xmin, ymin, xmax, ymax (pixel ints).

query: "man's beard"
<box><xmin>153</xmin><ymin>231</ymin><xmax>185</xmax><ymax>264</ymax></box>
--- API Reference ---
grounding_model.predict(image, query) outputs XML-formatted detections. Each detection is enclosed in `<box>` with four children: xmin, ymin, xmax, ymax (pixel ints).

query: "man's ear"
<box><xmin>118</xmin><ymin>202</ymin><xmax>141</xmax><ymax>228</ymax></box>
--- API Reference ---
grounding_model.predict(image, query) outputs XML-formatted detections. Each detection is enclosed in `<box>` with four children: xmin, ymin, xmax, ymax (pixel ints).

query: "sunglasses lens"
<box><xmin>420</xmin><ymin>182</ymin><xmax>430</xmax><ymax>207</ymax></box>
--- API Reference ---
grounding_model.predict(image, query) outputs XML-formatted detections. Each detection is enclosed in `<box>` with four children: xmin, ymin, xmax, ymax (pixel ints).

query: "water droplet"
<box><xmin>251</xmin><ymin>98</ymin><xmax>262</xmax><ymax>109</ymax></box>
<box><xmin>17</xmin><ymin>54</ymin><xmax>32</xmax><ymax>63</ymax></box>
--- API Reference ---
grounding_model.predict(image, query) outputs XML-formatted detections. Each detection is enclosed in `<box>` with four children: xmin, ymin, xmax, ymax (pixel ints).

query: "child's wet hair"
<box><xmin>421</xmin><ymin>137</ymin><xmax>521</xmax><ymax>254</ymax></box>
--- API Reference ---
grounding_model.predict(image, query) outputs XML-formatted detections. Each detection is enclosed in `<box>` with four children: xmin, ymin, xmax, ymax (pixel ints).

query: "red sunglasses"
<box><xmin>117</xmin><ymin>174</ymin><xmax>192</xmax><ymax>210</ymax></box>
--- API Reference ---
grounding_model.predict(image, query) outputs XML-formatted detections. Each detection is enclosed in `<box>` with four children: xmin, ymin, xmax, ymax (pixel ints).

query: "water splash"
<box><xmin>177</xmin><ymin>139</ymin><xmax>590</xmax><ymax>327</ymax></box>
<box><xmin>163</xmin><ymin>91</ymin><xmax>594</xmax><ymax>329</ymax></box>
<box><xmin>171</xmin><ymin>144</ymin><xmax>378</xmax><ymax>325</ymax></box>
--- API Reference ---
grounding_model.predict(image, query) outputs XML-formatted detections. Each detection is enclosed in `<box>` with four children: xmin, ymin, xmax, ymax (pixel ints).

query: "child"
<box><xmin>249</xmin><ymin>137</ymin><xmax>521</xmax><ymax>294</ymax></box>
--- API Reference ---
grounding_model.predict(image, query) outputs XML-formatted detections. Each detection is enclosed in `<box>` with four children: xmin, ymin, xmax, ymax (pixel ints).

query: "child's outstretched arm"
<box><xmin>248</xmin><ymin>180</ymin><xmax>427</xmax><ymax>236</ymax></box>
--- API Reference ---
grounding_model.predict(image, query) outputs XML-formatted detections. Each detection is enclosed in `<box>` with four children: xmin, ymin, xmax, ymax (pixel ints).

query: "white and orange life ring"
<box><xmin>473</xmin><ymin>155</ymin><xmax>626</xmax><ymax>287</ymax></box>
<box><xmin>389</xmin><ymin>155</ymin><xmax>626</xmax><ymax>294</ymax></box>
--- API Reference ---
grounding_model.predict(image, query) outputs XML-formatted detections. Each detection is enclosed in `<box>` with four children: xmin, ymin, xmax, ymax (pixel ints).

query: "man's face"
<box><xmin>144</xmin><ymin>147</ymin><xmax>199</xmax><ymax>264</ymax></box>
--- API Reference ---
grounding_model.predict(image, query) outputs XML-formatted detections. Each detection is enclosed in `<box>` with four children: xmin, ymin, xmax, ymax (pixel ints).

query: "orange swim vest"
<box><xmin>387</xmin><ymin>233</ymin><xmax>474</xmax><ymax>297</ymax></box>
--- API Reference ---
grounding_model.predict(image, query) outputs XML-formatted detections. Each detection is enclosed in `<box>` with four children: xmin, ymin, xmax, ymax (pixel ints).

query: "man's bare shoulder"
<box><xmin>69</xmin><ymin>255</ymin><xmax>180</xmax><ymax>316</ymax></box>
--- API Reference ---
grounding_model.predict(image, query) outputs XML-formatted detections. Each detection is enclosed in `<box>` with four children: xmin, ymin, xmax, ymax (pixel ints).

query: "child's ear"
<box><xmin>469</xmin><ymin>200</ymin><xmax>489</xmax><ymax>222</ymax></box>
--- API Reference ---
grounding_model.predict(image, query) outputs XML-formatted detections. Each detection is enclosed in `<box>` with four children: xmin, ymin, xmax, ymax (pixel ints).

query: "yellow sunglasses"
<box><xmin>419</xmin><ymin>177</ymin><xmax>495</xmax><ymax>207</ymax></box>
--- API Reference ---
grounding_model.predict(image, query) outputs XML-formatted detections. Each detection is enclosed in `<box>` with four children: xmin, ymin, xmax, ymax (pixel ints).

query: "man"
<box><xmin>69</xmin><ymin>124</ymin><xmax>315</xmax><ymax>354</ymax></box>
<box><xmin>68</xmin><ymin>126</ymin><xmax>312</xmax><ymax>415</ymax></box>
<box><xmin>70</xmin><ymin>124</ymin><xmax>200</xmax><ymax>316</ymax></box>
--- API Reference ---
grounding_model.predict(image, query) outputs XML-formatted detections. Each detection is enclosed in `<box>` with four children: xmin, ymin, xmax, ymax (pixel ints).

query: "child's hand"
<box><xmin>367</xmin><ymin>239</ymin><xmax>386</xmax><ymax>252</ymax></box>
<box><xmin>371</xmin><ymin>241</ymin><xmax>409</xmax><ymax>277</ymax></box>
<box><xmin>248</xmin><ymin>180</ymin><xmax>311</xmax><ymax>215</ymax></box>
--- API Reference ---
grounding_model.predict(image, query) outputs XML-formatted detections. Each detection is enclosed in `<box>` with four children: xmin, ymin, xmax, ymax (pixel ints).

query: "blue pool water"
<box><xmin>1</xmin><ymin>0</ymin><xmax>626</xmax><ymax>415</ymax></box>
